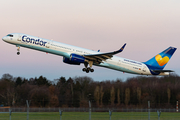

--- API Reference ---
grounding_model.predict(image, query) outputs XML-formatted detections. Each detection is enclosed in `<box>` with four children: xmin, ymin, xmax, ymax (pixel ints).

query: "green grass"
<box><xmin>0</xmin><ymin>112</ymin><xmax>180</xmax><ymax>120</ymax></box>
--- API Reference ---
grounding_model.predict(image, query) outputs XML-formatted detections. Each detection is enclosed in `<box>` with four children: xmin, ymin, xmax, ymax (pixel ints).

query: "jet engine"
<box><xmin>63</xmin><ymin>54</ymin><xmax>85</xmax><ymax>65</ymax></box>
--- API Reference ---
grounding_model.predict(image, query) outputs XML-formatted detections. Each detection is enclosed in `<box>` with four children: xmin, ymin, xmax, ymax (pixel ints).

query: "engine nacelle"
<box><xmin>63</xmin><ymin>57</ymin><xmax>80</xmax><ymax>65</ymax></box>
<box><xmin>70</xmin><ymin>53</ymin><xmax>85</xmax><ymax>63</ymax></box>
<box><xmin>63</xmin><ymin>54</ymin><xmax>85</xmax><ymax>65</ymax></box>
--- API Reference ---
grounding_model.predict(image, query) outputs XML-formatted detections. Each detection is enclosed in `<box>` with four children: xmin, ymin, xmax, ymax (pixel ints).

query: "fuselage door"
<box><xmin>142</xmin><ymin>65</ymin><xmax>146</xmax><ymax>72</ymax></box>
<box><xmin>17</xmin><ymin>35</ymin><xmax>21</xmax><ymax>41</ymax></box>
<box><xmin>118</xmin><ymin>60</ymin><xmax>121</xmax><ymax>65</ymax></box>
<box><xmin>45</xmin><ymin>40</ymin><xmax>51</xmax><ymax>48</ymax></box>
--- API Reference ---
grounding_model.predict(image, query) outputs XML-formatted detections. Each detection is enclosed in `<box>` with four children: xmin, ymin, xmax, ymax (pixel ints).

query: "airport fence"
<box><xmin>0</xmin><ymin>108</ymin><xmax>180</xmax><ymax>120</ymax></box>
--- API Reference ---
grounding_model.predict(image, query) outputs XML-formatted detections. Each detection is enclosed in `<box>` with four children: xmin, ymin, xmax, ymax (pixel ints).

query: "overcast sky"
<box><xmin>0</xmin><ymin>0</ymin><xmax>179</xmax><ymax>81</ymax></box>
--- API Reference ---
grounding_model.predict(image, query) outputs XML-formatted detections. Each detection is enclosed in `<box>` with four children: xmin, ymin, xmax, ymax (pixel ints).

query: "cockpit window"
<box><xmin>7</xmin><ymin>34</ymin><xmax>13</xmax><ymax>37</ymax></box>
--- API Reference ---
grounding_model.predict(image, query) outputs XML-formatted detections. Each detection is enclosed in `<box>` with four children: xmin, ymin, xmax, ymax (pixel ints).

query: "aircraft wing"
<box><xmin>83</xmin><ymin>43</ymin><xmax>126</xmax><ymax>64</ymax></box>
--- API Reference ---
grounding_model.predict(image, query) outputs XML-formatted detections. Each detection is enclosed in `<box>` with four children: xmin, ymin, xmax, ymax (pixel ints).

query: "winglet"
<box><xmin>119</xmin><ymin>43</ymin><xmax>126</xmax><ymax>52</ymax></box>
<box><xmin>112</xmin><ymin>43</ymin><xmax>126</xmax><ymax>55</ymax></box>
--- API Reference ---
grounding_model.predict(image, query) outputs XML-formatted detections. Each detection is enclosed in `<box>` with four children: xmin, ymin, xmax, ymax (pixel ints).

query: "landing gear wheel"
<box><xmin>17</xmin><ymin>52</ymin><xmax>20</xmax><ymax>55</ymax></box>
<box><xmin>87</xmin><ymin>67</ymin><xmax>94</xmax><ymax>72</ymax></box>
<box><xmin>86</xmin><ymin>69</ymin><xmax>89</xmax><ymax>73</ymax></box>
<box><xmin>90</xmin><ymin>69</ymin><xmax>94</xmax><ymax>72</ymax></box>
<box><xmin>82</xmin><ymin>68</ymin><xmax>86</xmax><ymax>72</ymax></box>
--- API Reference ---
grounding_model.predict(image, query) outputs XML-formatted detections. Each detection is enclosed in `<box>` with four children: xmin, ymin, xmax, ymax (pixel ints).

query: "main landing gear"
<box><xmin>82</xmin><ymin>67</ymin><xmax>94</xmax><ymax>73</ymax></box>
<box><xmin>17</xmin><ymin>46</ymin><xmax>20</xmax><ymax>55</ymax></box>
<box><xmin>82</xmin><ymin>61</ymin><xmax>94</xmax><ymax>73</ymax></box>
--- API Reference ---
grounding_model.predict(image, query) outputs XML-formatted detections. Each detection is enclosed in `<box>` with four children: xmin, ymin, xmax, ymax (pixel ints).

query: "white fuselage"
<box><xmin>2</xmin><ymin>33</ymin><xmax>169</xmax><ymax>75</ymax></box>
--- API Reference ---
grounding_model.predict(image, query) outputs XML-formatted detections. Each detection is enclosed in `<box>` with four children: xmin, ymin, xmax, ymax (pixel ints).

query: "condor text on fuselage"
<box><xmin>22</xmin><ymin>35</ymin><xmax>47</xmax><ymax>46</ymax></box>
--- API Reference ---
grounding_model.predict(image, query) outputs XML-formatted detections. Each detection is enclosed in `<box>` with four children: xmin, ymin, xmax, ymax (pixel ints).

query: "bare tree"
<box><xmin>94</xmin><ymin>86</ymin><xmax>100</xmax><ymax>107</ymax></box>
<box><xmin>117</xmin><ymin>88</ymin><xmax>120</xmax><ymax>105</ymax></box>
<box><xmin>167</xmin><ymin>88</ymin><xmax>171</xmax><ymax>104</ymax></box>
<box><xmin>110</xmin><ymin>86</ymin><xmax>115</xmax><ymax>106</ymax></box>
<box><xmin>100</xmin><ymin>86</ymin><xmax>104</xmax><ymax>107</ymax></box>
<box><xmin>125</xmin><ymin>88</ymin><xmax>130</xmax><ymax>106</ymax></box>
<box><xmin>137</xmin><ymin>87</ymin><xmax>141</xmax><ymax>104</ymax></box>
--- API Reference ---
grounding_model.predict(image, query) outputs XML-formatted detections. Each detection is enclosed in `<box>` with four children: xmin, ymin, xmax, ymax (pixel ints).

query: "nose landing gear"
<box><xmin>17</xmin><ymin>46</ymin><xmax>20</xmax><ymax>55</ymax></box>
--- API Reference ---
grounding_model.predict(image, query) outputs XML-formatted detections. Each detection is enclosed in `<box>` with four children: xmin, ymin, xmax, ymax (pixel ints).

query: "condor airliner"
<box><xmin>2</xmin><ymin>33</ymin><xmax>177</xmax><ymax>75</ymax></box>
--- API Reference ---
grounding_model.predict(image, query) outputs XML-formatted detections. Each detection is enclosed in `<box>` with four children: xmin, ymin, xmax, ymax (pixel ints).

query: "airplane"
<box><xmin>2</xmin><ymin>33</ymin><xmax>177</xmax><ymax>75</ymax></box>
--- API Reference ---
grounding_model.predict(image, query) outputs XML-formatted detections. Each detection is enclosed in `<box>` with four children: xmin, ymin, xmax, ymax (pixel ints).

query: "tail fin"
<box><xmin>144</xmin><ymin>47</ymin><xmax>177</xmax><ymax>70</ymax></box>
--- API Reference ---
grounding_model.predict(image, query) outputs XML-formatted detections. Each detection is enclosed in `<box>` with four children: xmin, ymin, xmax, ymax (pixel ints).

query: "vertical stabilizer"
<box><xmin>144</xmin><ymin>47</ymin><xmax>177</xmax><ymax>70</ymax></box>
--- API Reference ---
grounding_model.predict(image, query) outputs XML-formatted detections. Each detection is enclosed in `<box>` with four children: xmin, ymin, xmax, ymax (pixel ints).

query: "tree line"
<box><xmin>0</xmin><ymin>73</ymin><xmax>180</xmax><ymax>108</ymax></box>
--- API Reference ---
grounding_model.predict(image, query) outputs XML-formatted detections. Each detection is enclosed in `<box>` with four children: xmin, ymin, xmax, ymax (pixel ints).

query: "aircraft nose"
<box><xmin>2</xmin><ymin>36</ymin><xmax>7</xmax><ymax>41</ymax></box>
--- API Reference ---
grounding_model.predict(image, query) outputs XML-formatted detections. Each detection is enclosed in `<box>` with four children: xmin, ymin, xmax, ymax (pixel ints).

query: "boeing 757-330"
<box><xmin>2</xmin><ymin>33</ymin><xmax>177</xmax><ymax>75</ymax></box>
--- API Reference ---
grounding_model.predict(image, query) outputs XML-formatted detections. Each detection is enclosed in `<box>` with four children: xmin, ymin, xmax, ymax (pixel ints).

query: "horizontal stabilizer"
<box><xmin>153</xmin><ymin>70</ymin><xmax>174</xmax><ymax>72</ymax></box>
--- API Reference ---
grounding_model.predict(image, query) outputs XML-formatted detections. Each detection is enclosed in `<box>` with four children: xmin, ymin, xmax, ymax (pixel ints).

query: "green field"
<box><xmin>0</xmin><ymin>112</ymin><xmax>180</xmax><ymax>120</ymax></box>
